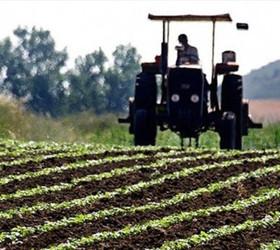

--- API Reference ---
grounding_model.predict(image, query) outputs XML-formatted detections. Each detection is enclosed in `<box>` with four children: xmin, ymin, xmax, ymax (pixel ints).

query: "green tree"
<box><xmin>0</xmin><ymin>28</ymin><xmax>141</xmax><ymax>116</ymax></box>
<box><xmin>67</xmin><ymin>48</ymin><xmax>108</xmax><ymax>114</ymax></box>
<box><xmin>0</xmin><ymin>26</ymin><xmax>68</xmax><ymax>116</ymax></box>
<box><xmin>105</xmin><ymin>44</ymin><xmax>141</xmax><ymax>113</ymax></box>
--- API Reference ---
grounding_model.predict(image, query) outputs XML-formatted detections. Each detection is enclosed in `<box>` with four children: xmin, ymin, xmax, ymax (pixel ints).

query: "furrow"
<box><xmin>0</xmin><ymin>147</ymin><xmax>177</xmax><ymax>178</ymax></box>
<box><xmin>0</xmin><ymin>146</ymin><xmax>170</xmax><ymax>172</ymax></box>
<box><xmin>2</xmin><ymin>163</ymin><xmax>280</xmax><ymax>248</ymax></box>
<box><xmin>42</xmin><ymin>189</ymin><xmax>280</xmax><ymax>249</ymax></box>
<box><xmin>0</xmin><ymin>151</ymin><xmax>217</xmax><ymax>203</ymax></box>
<box><xmin>157</xmin><ymin>211</ymin><xmax>280</xmax><ymax>250</ymax></box>
<box><xmin>0</xmin><ymin>150</ymin><xmax>184</xmax><ymax>188</ymax></box>
<box><xmin>0</xmin><ymin>153</ymin><xmax>278</xmax><ymax>222</ymax></box>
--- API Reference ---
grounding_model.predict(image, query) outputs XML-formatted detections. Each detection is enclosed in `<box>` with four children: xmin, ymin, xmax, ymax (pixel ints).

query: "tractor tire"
<box><xmin>220</xmin><ymin>112</ymin><xmax>236</xmax><ymax>150</ymax></box>
<box><xmin>221</xmin><ymin>74</ymin><xmax>243</xmax><ymax>149</ymax></box>
<box><xmin>242</xmin><ymin>102</ymin><xmax>249</xmax><ymax>136</ymax></box>
<box><xmin>134</xmin><ymin>109</ymin><xmax>157</xmax><ymax>146</ymax></box>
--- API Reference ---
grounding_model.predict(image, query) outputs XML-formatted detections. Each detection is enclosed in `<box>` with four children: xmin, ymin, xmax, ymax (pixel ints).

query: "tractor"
<box><xmin>119</xmin><ymin>13</ymin><xmax>262</xmax><ymax>149</ymax></box>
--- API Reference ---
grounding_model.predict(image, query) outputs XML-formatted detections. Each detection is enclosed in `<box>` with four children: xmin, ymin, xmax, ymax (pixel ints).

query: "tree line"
<box><xmin>0</xmin><ymin>27</ymin><xmax>141</xmax><ymax>116</ymax></box>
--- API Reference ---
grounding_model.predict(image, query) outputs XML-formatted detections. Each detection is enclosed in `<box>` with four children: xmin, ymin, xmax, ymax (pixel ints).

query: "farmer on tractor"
<box><xmin>175</xmin><ymin>33</ymin><xmax>199</xmax><ymax>65</ymax></box>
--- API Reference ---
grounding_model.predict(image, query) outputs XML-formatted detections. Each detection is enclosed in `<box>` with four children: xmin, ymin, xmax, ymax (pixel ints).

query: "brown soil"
<box><xmin>0</xmin><ymin>153</ymin><xmax>230</xmax><ymax>211</ymax></box>
<box><xmin>0</xmin><ymin>157</ymin><xmax>159</xmax><ymax>194</ymax></box>
<box><xmin>97</xmin><ymin>157</ymin><xmax>280</xmax><ymax>208</ymax></box>
<box><xmin>0</xmin><ymin>148</ymin><xmax>173</xmax><ymax>177</ymax></box>
<box><xmin>192</xmin><ymin>224</ymin><xmax>280</xmax><ymax>250</ymax></box>
<box><xmin>0</xmin><ymin>153</ymin><xmax>278</xmax><ymax>229</ymax></box>
<box><xmin>0</xmin><ymin>151</ymin><xmax>259</xmax><ymax>193</ymax></box>
<box><xmin>90</xmin><ymin>199</ymin><xmax>280</xmax><ymax>249</ymax></box>
<box><xmin>0</xmin><ymin>149</ymin><xmax>280</xmax><ymax>250</ymax></box>
<box><xmin>0</xmin><ymin>150</ymin><xmax>199</xmax><ymax>194</ymax></box>
<box><xmin>8</xmin><ymin>173</ymin><xmax>279</xmax><ymax>249</ymax></box>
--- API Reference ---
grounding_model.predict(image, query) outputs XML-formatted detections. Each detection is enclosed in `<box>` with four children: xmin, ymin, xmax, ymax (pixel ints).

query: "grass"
<box><xmin>0</xmin><ymin>94</ymin><xmax>279</xmax><ymax>149</ymax></box>
<box><xmin>243</xmin><ymin>124</ymin><xmax>280</xmax><ymax>149</ymax></box>
<box><xmin>0</xmin><ymin>96</ymin><xmax>77</xmax><ymax>142</ymax></box>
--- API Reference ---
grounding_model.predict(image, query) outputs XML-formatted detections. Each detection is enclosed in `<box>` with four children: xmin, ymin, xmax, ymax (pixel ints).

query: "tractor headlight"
<box><xmin>190</xmin><ymin>94</ymin><xmax>199</xmax><ymax>103</ymax></box>
<box><xmin>171</xmin><ymin>94</ymin><xmax>180</xmax><ymax>102</ymax></box>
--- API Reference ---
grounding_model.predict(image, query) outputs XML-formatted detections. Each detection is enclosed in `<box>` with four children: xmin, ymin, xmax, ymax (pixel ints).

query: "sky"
<box><xmin>0</xmin><ymin>0</ymin><xmax>279</xmax><ymax>76</ymax></box>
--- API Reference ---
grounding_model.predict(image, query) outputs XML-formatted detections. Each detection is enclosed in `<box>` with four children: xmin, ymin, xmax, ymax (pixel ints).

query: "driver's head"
<box><xmin>178</xmin><ymin>34</ymin><xmax>188</xmax><ymax>44</ymax></box>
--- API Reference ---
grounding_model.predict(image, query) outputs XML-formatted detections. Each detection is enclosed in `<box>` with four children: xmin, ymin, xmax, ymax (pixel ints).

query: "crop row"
<box><xmin>0</xmin><ymin>139</ymin><xmax>129</xmax><ymax>153</ymax></box>
<box><xmin>39</xmin><ymin>187</ymin><xmax>280</xmax><ymax>249</ymax></box>
<box><xmin>1</xmin><ymin>137</ymin><xmax>277</xmax><ymax>153</ymax></box>
<box><xmin>1</xmin><ymin>141</ymin><xmax>279</xmax><ymax>249</ymax></box>
<box><xmin>0</xmin><ymin>144</ymin><xmax>169</xmax><ymax>170</ymax></box>
<box><xmin>0</xmin><ymin>147</ymin><xmax>266</xmax><ymax>189</ymax></box>
<box><xmin>260</xmin><ymin>240</ymin><xmax>280</xmax><ymax>250</ymax></box>
<box><xmin>2</xmin><ymin>161</ymin><xmax>280</xmax><ymax>245</ymax></box>
<box><xmin>0</xmin><ymin>139</ymin><xmax>180</xmax><ymax>159</ymax></box>
<box><xmin>157</xmin><ymin>211</ymin><xmax>280</xmax><ymax>250</ymax></box>
<box><xmin>0</xmin><ymin>150</ymin><xmax>211</xmax><ymax>201</ymax></box>
<box><xmin>0</xmin><ymin>149</ymin><xmax>105</xmax><ymax>169</ymax></box>
<box><xmin>0</xmin><ymin>139</ymin><xmax>278</xmax><ymax>167</ymax></box>
<box><xmin>0</xmin><ymin>140</ymin><xmax>98</xmax><ymax>157</ymax></box>
<box><xmin>1</xmin><ymin>152</ymin><xmax>279</xmax><ymax>220</ymax></box>
<box><xmin>0</xmin><ymin>150</ymin><xmax>184</xmax><ymax>186</ymax></box>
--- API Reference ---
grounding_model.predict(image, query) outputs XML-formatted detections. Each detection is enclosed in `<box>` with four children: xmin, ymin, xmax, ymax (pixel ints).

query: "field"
<box><xmin>249</xmin><ymin>100</ymin><xmax>280</xmax><ymax>124</ymax></box>
<box><xmin>0</xmin><ymin>95</ymin><xmax>279</xmax><ymax>149</ymax></box>
<box><xmin>0</xmin><ymin>140</ymin><xmax>279</xmax><ymax>249</ymax></box>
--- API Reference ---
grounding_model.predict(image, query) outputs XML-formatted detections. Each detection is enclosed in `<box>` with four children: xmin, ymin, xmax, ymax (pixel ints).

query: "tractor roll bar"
<box><xmin>148</xmin><ymin>13</ymin><xmax>233</xmax><ymax>90</ymax></box>
<box><xmin>148</xmin><ymin>14</ymin><xmax>232</xmax><ymax>22</ymax></box>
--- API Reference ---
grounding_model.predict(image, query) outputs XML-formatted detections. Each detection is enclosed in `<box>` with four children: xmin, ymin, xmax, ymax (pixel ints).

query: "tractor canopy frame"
<box><xmin>148</xmin><ymin>13</ymin><xmax>233</xmax><ymax>85</ymax></box>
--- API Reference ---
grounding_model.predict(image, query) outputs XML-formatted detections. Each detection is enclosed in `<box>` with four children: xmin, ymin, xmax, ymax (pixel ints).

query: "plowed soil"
<box><xmin>0</xmin><ymin>145</ymin><xmax>279</xmax><ymax>249</ymax></box>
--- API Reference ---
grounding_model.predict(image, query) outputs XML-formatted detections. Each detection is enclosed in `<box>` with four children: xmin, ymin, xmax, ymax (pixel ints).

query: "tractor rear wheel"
<box><xmin>220</xmin><ymin>112</ymin><xmax>236</xmax><ymax>150</ymax></box>
<box><xmin>221</xmin><ymin>74</ymin><xmax>243</xmax><ymax>149</ymax></box>
<box><xmin>134</xmin><ymin>109</ymin><xmax>157</xmax><ymax>146</ymax></box>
